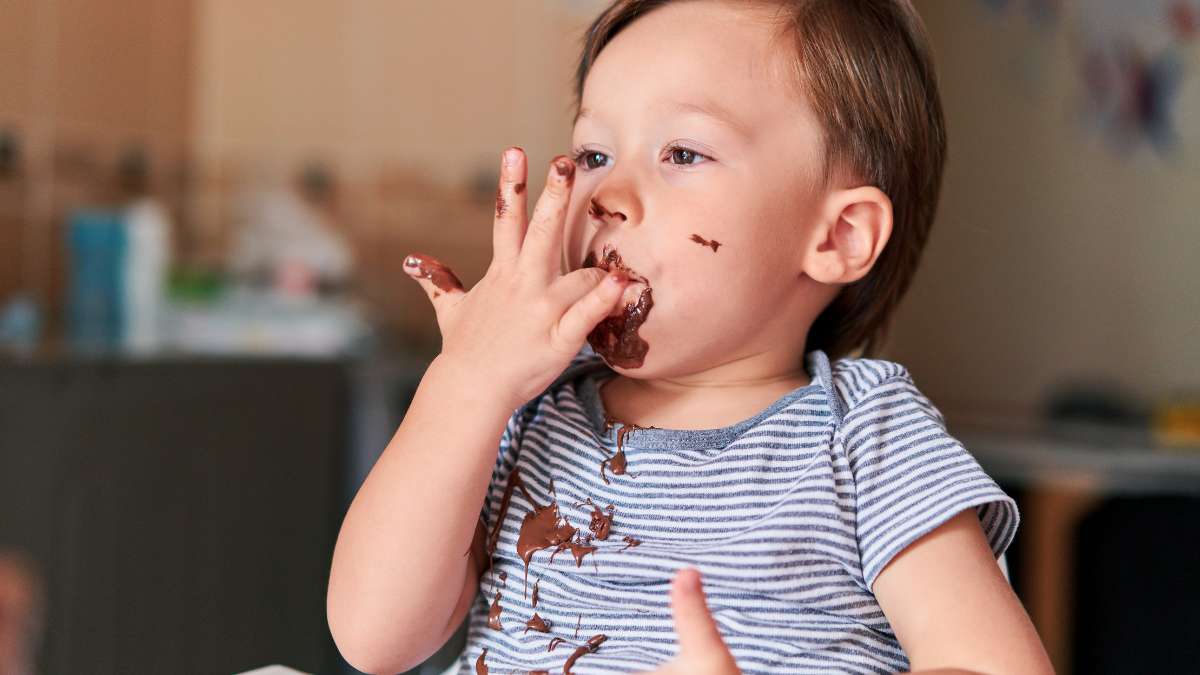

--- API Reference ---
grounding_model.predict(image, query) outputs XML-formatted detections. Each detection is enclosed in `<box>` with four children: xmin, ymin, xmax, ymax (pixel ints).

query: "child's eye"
<box><xmin>570</xmin><ymin>145</ymin><xmax>712</xmax><ymax>171</ymax></box>
<box><xmin>665</xmin><ymin>144</ymin><xmax>711</xmax><ymax>166</ymax></box>
<box><xmin>572</xmin><ymin>149</ymin><xmax>610</xmax><ymax>171</ymax></box>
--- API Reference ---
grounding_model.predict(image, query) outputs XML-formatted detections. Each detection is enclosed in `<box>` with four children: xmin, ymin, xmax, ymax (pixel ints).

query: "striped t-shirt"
<box><xmin>456</xmin><ymin>346</ymin><xmax>1017</xmax><ymax>674</ymax></box>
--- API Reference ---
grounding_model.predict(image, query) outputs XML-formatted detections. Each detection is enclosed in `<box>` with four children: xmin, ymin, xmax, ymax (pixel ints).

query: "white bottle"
<box><xmin>123</xmin><ymin>198</ymin><xmax>171</xmax><ymax>353</ymax></box>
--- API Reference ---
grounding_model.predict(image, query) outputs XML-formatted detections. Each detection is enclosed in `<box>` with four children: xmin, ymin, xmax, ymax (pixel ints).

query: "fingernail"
<box><xmin>503</xmin><ymin>147</ymin><xmax>522</xmax><ymax>167</ymax></box>
<box><xmin>551</xmin><ymin>156</ymin><xmax>575</xmax><ymax>184</ymax></box>
<box><xmin>403</xmin><ymin>254</ymin><xmax>421</xmax><ymax>269</ymax></box>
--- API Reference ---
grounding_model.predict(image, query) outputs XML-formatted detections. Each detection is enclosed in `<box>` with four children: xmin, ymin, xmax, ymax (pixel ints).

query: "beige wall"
<box><xmin>889</xmin><ymin>1</ymin><xmax>1200</xmax><ymax>422</ymax></box>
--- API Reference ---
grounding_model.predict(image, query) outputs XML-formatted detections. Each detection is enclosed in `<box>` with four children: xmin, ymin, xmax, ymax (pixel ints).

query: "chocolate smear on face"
<box><xmin>548</xmin><ymin>637</ymin><xmax>568</xmax><ymax>652</ymax></box>
<box><xmin>689</xmin><ymin>233</ymin><xmax>721</xmax><ymax>252</ymax></box>
<box><xmin>563</xmin><ymin>634</ymin><xmax>608</xmax><ymax>674</ymax></box>
<box><xmin>403</xmin><ymin>253</ymin><xmax>464</xmax><ymax>293</ymax></box>
<box><xmin>524</xmin><ymin>612</ymin><xmax>551</xmax><ymax>634</ymax></box>
<box><xmin>583</xmin><ymin>245</ymin><xmax>653</xmax><ymax>368</ymax></box>
<box><xmin>475</xmin><ymin>647</ymin><xmax>488</xmax><ymax>675</ymax></box>
<box><xmin>619</xmin><ymin>535</ymin><xmax>641</xmax><ymax>551</ymax></box>
<box><xmin>488</xmin><ymin>590</ymin><xmax>503</xmax><ymax>631</ymax></box>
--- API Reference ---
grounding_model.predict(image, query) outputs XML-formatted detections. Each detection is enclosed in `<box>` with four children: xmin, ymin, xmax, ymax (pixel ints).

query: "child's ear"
<box><xmin>802</xmin><ymin>186</ymin><xmax>893</xmax><ymax>285</ymax></box>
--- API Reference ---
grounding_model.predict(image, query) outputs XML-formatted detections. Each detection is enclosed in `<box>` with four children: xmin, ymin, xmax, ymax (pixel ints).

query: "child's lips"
<box><xmin>582</xmin><ymin>244</ymin><xmax>654</xmax><ymax>368</ymax></box>
<box><xmin>583</xmin><ymin>244</ymin><xmax>650</xmax><ymax>315</ymax></box>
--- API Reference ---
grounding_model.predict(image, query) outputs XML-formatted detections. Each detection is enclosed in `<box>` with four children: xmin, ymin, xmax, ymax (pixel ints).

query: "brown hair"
<box><xmin>573</xmin><ymin>0</ymin><xmax>946</xmax><ymax>360</ymax></box>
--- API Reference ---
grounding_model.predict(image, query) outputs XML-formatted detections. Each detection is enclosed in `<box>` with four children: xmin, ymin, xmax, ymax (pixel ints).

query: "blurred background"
<box><xmin>0</xmin><ymin>0</ymin><xmax>1197</xmax><ymax>673</ymax></box>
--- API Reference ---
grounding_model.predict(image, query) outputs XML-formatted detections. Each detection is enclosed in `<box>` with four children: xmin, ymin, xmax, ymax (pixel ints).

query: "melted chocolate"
<box><xmin>403</xmin><ymin>253</ymin><xmax>464</xmax><ymax>293</ymax></box>
<box><xmin>475</xmin><ymin>647</ymin><xmax>488</xmax><ymax>675</ymax></box>
<box><xmin>515</xmin><ymin>182</ymin><xmax>526</xmax><ymax>194</ymax></box>
<box><xmin>524</xmin><ymin>612</ymin><xmax>552</xmax><ymax>634</ymax></box>
<box><xmin>495</xmin><ymin>187</ymin><xmax>507</xmax><ymax>218</ymax></box>
<box><xmin>576</xmin><ymin>499</ymin><xmax>614</xmax><ymax>540</ymax></box>
<box><xmin>531</xmin><ymin>578</ymin><xmax>540</xmax><ymax>608</ymax></box>
<box><xmin>548</xmin><ymin>537</ymin><xmax>598</xmax><ymax>569</ymax></box>
<box><xmin>599</xmin><ymin>417</ymin><xmax>651</xmax><ymax>484</ymax></box>
<box><xmin>689</xmin><ymin>233</ymin><xmax>722</xmax><ymax>252</ymax></box>
<box><xmin>499</xmin><ymin>570</ymin><xmax>507</xmax><ymax>587</ymax></box>
<box><xmin>552</xmin><ymin>156</ymin><xmax>575</xmax><ymax>186</ymax></box>
<box><xmin>488</xmin><ymin>590</ymin><xmax>503</xmax><ymax>631</ymax></box>
<box><xmin>529</xmin><ymin>671</ymin><xmax>549</xmax><ymax>675</ymax></box>
<box><xmin>583</xmin><ymin>245</ymin><xmax>653</xmax><ymax>368</ymax></box>
<box><xmin>488</xmin><ymin>469</ymin><xmax>536</xmax><ymax>563</ymax></box>
<box><xmin>548</xmin><ymin>637</ymin><xmax>568</xmax><ymax>652</ymax></box>
<box><xmin>517</xmin><ymin>499</ymin><xmax>577</xmax><ymax>596</ymax></box>
<box><xmin>563</xmin><ymin>634</ymin><xmax>608</xmax><ymax>674</ymax></box>
<box><xmin>619</xmin><ymin>535</ymin><xmax>641</xmax><ymax>551</ymax></box>
<box><xmin>588</xmin><ymin>198</ymin><xmax>626</xmax><ymax>222</ymax></box>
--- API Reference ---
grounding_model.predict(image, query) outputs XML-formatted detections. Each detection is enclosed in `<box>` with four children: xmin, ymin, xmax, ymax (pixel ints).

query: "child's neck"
<box><xmin>598</xmin><ymin>349</ymin><xmax>813</xmax><ymax>432</ymax></box>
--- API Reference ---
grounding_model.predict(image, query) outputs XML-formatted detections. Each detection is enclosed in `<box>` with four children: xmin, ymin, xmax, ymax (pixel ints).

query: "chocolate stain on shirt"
<box><xmin>488</xmin><ymin>590</ymin><xmax>503</xmax><ymax>631</ymax></box>
<box><xmin>599</xmin><ymin>416</ymin><xmax>652</xmax><ymax>484</ymax></box>
<box><xmin>563</xmin><ymin>634</ymin><xmax>608</xmax><ymax>674</ymax></box>
<box><xmin>524</xmin><ymin>612</ymin><xmax>551</xmax><ymax>634</ymax></box>
<box><xmin>580</xmin><ymin>499</ymin><xmax>614</xmax><ymax>540</ymax></box>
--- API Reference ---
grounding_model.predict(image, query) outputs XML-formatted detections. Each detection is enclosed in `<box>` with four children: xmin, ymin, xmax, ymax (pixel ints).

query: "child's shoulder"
<box><xmin>818</xmin><ymin>352</ymin><xmax>945</xmax><ymax>429</ymax></box>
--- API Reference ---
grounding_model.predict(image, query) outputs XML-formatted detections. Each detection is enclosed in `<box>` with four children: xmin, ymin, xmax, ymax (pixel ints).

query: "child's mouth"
<box><xmin>582</xmin><ymin>244</ymin><xmax>653</xmax><ymax>369</ymax></box>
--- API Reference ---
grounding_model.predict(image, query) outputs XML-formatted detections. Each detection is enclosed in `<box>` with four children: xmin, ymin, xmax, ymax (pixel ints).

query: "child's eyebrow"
<box><xmin>573</xmin><ymin>99</ymin><xmax>753</xmax><ymax>140</ymax></box>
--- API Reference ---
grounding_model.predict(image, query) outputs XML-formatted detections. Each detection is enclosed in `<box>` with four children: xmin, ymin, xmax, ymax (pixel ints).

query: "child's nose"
<box><xmin>588</xmin><ymin>197</ymin><xmax>628</xmax><ymax>224</ymax></box>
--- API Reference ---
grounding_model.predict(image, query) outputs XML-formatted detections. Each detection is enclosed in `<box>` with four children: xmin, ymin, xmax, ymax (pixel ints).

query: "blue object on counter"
<box><xmin>67</xmin><ymin>210</ymin><xmax>126</xmax><ymax>351</ymax></box>
<box><xmin>0</xmin><ymin>293</ymin><xmax>40</xmax><ymax>353</ymax></box>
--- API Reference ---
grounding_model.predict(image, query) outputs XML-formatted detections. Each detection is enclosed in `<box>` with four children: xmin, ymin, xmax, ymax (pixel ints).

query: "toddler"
<box><xmin>328</xmin><ymin>1</ymin><xmax>1054</xmax><ymax>673</ymax></box>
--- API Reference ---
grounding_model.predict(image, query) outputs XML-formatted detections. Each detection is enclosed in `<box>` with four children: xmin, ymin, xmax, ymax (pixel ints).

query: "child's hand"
<box><xmin>640</xmin><ymin>568</ymin><xmax>741</xmax><ymax>675</ymax></box>
<box><xmin>403</xmin><ymin>148</ymin><xmax>631</xmax><ymax>410</ymax></box>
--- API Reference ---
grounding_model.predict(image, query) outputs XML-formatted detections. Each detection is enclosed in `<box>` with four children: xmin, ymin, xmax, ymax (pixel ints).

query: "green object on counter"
<box><xmin>167</xmin><ymin>266</ymin><xmax>226</xmax><ymax>303</ymax></box>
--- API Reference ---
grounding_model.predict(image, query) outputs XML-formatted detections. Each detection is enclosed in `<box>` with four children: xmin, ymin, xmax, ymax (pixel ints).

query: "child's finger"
<box><xmin>403</xmin><ymin>253</ymin><xmax>465</xmax><ymax>314</ymax></box>
<box><xmin>547</xmin><ymin>266</ymin><xmax>613</xmax><ymax>307</ymax></box>
<box><xmin>670</xmin><ymin>568</ymin><xmax>730</xmax><ymax>661</ymax></box>
<box><xmin>551</xmin><ymin>270</ymin><xmax>628</xmax><ymax>352</ymax></box>
<box><xmin>492</xmin><ymin>147</ymin><xmax>528</xmax><ymax>265</ymax></box>
<box><xmin>518</xmin><ymin>156</ymin><xmax>575</xmax><ymax>281</ymax></box>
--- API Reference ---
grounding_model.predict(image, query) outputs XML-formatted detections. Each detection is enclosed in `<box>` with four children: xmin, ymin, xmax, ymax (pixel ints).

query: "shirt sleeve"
<box><xmin>837</xmin><ymin>372</ymin><xmax>1019</xmax><ymax>590</ymax></box>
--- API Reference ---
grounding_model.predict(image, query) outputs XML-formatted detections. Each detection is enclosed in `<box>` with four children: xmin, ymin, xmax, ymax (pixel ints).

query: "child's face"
<box><xmin>564</xmin><ymin>0</ymin><xmax>831</xmax><ymax>378</ymax></box>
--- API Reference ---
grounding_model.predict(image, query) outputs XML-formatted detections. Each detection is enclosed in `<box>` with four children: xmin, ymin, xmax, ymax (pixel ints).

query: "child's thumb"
<box><xmin>403</xmin><ymin>253</ymin><xmax>465</xmax><ymax>312</ymax></box>
<box><xmin>670</xmin><ymin>568</ymin><xmax>730</xmax><ymax>661</ymax></box>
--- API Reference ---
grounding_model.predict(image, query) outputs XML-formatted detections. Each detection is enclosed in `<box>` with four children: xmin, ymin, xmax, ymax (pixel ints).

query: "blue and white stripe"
<box><xmin>457</xmin><ymin>346</ymin><xmax>1017</xmax><ymax>674</ymax></box>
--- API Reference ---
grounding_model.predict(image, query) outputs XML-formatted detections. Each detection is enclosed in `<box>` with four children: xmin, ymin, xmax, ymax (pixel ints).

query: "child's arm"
<box><xmin>873</xmin><ymin>510</ymin><xmax>1054</xmax><ymax>674</ymax></box>
<box><xmin>326</xmin><ymin>149</ymin><xmax>630</xmax><ymax>674</ymax></box>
